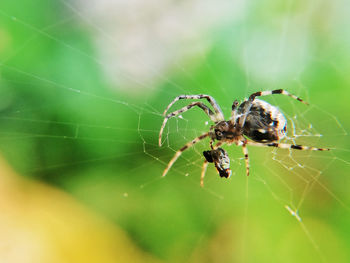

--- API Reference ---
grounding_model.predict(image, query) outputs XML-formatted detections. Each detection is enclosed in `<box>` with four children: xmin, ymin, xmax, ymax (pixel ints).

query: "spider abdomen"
<box><xmin>238</xmin><ymin>99</ymin><xmax>287</xmax><ymax>143</ymax></box>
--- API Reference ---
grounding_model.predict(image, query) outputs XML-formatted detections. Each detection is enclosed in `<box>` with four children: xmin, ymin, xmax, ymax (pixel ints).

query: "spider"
<box><xmin>159</xmin><ymin>89</ymin><xmax>329</xmax><ymax>187</ymax></box>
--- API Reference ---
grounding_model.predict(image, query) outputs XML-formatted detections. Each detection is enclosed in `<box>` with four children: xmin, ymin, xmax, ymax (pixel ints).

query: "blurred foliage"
<box><xmin>0</xmin><ymin>157</ymin><xmax>156</xmax><ymax>263</ymax></box>
<box><xmin>0</xmin><ymin>0</ymin><xmax>350</xmax><ymax>262</ymax></box>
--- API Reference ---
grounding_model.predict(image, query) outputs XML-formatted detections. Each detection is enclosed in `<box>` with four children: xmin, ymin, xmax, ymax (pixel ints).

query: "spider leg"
<box><xmin>200</xmin><ymin>139</ymin><xmax>219</xmax><ymax>187</ymax></box>
<box><xmin>200</xmin><ymin>160</ymin><xmax>209</xmax><ymax>187</ymax></box>
<box><xmin>159</xmin><ymin>102</ymin><xmax>216</xmax><ymax>146</ymax></box>
<box><xmin>245</xmin><ymin>141</ymin><xmax>330</xmax><ymax>151</ymax></box>
<box><xmin>242</xmin><ymin>142</ymin><xmax>250</xmax><ymax>176</ymax></box>
<box><xmin>248</xmin><ymin>89</ymin><xmax>308</xmax><ymax>105</ymax></box>
<box><xmin>162</xmin><ymin>94</ymin><xmax>225</xmax><ymax>121</ymax></box>
<box><xmin>230</xmin><ymin>100</ymin><xmax>239</xmax><ymax>124</ymax></box>
<box><xmin>162</xmin><ymin>132</ymin><xmax>210</xmax><ymax>177</ymax></box>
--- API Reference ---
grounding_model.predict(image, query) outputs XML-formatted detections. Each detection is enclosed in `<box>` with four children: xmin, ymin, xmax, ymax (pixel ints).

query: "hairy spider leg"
<box><xmin>245</xmin><ymin>141</ymin><xmax>330</xmax><ymax>151</ymax></box>
<box><xmin>238</xmin><ymin>89</ymin><xmax>308</xmax><ymax>131</ymax></box>
<box><xmin>162</xmin><ymin>94</ymin><xmax>225</xmax><ymax>121</ymax></box>
<box><xmin>159</xmin><ymin>102</ymin><xmax>216</xmax><ymax>146</ymax></box>
<box><xmin>248</xmin><ymin>89</ymin><xmax>309</xmax><ymax>105</ymax></box>
<box><xmin>230</xmin><ymin>100</ymin><xmax>239</xmax><ymax>125</ymax></box>
<box><xmin>242</xmin><ymin>142</ymin><xmax>250</xmax><ymax>176</ymax></box>
<box><xmin>162</xmin><ymin>132</ymin><xmax>210</xmax><ymax>177</ymax></box>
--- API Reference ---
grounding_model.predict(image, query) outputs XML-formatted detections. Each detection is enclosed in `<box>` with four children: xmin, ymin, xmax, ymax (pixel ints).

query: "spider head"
<box><xmin>210</xmin><ymin>121</ymin><xmax>236</xmax><ymax>141</ymax></box>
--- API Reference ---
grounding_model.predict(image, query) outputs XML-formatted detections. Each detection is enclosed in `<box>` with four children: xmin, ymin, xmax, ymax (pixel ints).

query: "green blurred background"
<box><xmin>0</xmin><ymin>0</ymin><xmax>349</xmax><ymax>262</ymax></box>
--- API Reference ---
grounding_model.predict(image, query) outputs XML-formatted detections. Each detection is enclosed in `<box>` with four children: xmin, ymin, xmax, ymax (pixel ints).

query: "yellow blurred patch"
<box><xmin>0</xmin><ymin>157</ymin><xmax>158</xmax><ymax>263</ymax></box>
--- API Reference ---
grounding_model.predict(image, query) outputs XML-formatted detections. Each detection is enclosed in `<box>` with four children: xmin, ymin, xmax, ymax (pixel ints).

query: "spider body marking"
<box><xmin>209</xmin><ymin>99</ymin><xmax>287</xmax><ymax>143</ymax></box>
<box><xmin>159</xmin><ymin>89</ymin><xmax>329</xmax><ymax>186</ymax></box>
<box><xmin>237</xmin><ymin>99</ymin><xmax>287</xmax><ymax>142</ymax></box>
